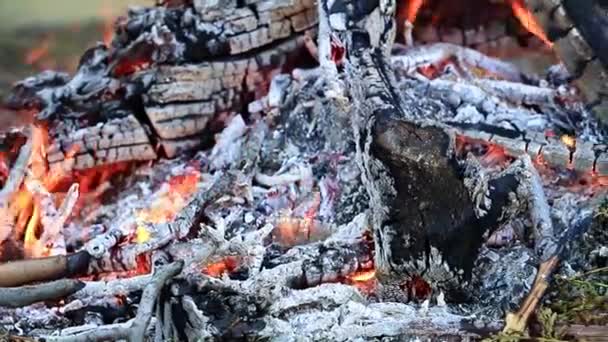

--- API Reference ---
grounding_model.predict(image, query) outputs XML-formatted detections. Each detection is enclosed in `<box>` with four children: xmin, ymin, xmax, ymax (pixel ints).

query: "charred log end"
<box><xmin>371</xmin><ymin>117</ymin><xmax>485</xmax><ymax>299</ymax></box>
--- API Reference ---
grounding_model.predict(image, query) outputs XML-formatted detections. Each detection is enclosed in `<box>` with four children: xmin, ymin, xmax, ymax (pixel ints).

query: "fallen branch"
<box><xmin>0</xmin><ymin>279</ymin><xmax>84</xmax><ymax>308</ymax></box>
<box><xmin>44</xmin><ymin>261</ymin><xmax>184</xmax><ymax>342</ymax></box>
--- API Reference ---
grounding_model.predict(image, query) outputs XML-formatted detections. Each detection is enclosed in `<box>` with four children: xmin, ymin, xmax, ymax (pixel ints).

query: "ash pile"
<box><xmin>0</xmin><ymin>0</ymin><xmax>607</xmax><ymax>341</ymax></box>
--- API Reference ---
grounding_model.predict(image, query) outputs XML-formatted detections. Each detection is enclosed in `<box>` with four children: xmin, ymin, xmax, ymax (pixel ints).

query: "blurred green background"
<box><xmin>0</xmin><ymin>0</ymin><xmax>150</xmax><ymax>99</ymax></box>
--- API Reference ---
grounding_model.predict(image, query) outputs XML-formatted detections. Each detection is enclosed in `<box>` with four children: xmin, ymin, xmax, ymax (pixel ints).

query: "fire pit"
<box><xmin>0</xmin><ymin>0</ymin><xmax>607</xmax><ymax>340</ymax></box>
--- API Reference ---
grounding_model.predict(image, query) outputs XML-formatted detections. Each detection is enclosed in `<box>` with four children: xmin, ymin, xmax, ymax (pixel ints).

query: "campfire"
<box><xmin>1</xmin><ymin>0</ymin><xmax>607</xmax><ymax>340</ymax></box>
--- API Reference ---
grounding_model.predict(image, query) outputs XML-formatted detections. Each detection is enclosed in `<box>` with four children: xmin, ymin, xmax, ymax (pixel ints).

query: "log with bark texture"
<box><xmin>524</xmin><ymin>0</ymin><xmax>608</xmax><ymax>123</ymax></box>
<box><xmin>321</xmin><ymin>0</ymin><xmax>529</xmax><ymax>300</ymax></box>
<box><xmin>5</xmin><ymin>0</ymin><xmax>317</xmax><ymax>171</ymax></box>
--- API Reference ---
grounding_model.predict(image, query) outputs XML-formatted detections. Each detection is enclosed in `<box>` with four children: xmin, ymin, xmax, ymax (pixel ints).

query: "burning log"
<box><xmin>391</xmin><ymin>42</ymin><xmax>524</xmax><ymax>82</ymax></box>
<box><xmin>24</xmin><ymin>179</ymin><xmax>79</xmax><ymax>257</ymax></box>
<box><xmin>524</xmin><ymin>0</ymin><xmax>608</xmax><ymax>123</ymax></box>
<box><xmin>0</xmin><ymin>251</ymin><xmax>90</xmax><ymax>288</ymax></box>
<box><xmin>0</xmin><ymin>279</ymin><xmax>84</xmax><ymax>308</ymax></box>
<box><xmin>4</xmin><ymin>0</ymin><xmax>318</xmax><ymax>172</ymax></box>
<box><xmin>0</xmin><ymin>132</ymin><xmax>32</xmax><ymax>248</ymax></box>
<box><xmin>2</xmin><ymin>0</ymin><xmax>608</xmax><ymax>339</ymax></box>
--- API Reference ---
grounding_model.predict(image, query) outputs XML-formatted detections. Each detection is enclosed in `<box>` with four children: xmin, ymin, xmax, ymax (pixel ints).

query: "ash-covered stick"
<box><xmin>0</xmin><ymin>130</ymin><xmax>32</xmax><ymax>199</ymax></box>
<box><xmin>0</xmin><ymin>132</ymin><xmax>32</xmax><ymax>244</ymax></box>
<box><xmin>475</xmin><ymin>79</ymin><xmax>561</xmax><ymax>107</ymax></box>
<box><xmin>317</xmin><ymin>0</ymin><xmax>336</xmax><ymax>74</ymax></box>
<box><xmin>25</xmin><ymin>180</ymin><xmax>79</xmax><ymax>257</ymax></box>
<box><xmin>43</xmin><ymin>261</ymin><xmax>183</xmax><ymax>342</ymax></box>
<box><xmin>128</xmin><ymin>261</ymin><xmax>183</xmax><ymax>342</ymax></box>
<box><xmin>0</xmin><ymin>251</ymin><xmax>90</xmax><ymax>287</ymax></box>
<box><xmin>392</xmin><ymin>43</ymin><xmax>523</xmax><ymax>82</ymax></box>
<box><xmin>0</xmin><ymin>279</ymin><xmax>84</xmax><ymax>308</ymax></box>
<box><xmin>180</xmin><ymin>295</ymin><xmax>215</xmax><ymax>340</ymax></box>
<box><xmin>518</xmin><ymin>155</ymin><xmax>557</xmax><ymax>260</ymax></box>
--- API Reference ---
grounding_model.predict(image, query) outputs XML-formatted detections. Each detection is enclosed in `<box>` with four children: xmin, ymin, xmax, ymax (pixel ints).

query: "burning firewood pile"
<box><xmin>1</xmin><ymin>0</ymin><xmax>607</xmax><ymax>340</ymax></box>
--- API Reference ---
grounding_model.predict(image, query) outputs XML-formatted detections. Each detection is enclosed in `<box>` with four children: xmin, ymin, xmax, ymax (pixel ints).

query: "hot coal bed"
<box><xmin>0</xmin><ymin>0</ymin><xmax>607</xmax><ymax>341</ymax></box>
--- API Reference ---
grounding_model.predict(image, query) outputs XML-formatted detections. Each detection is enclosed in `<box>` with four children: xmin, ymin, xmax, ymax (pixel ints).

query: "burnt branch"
<box><xmin>43</xmin><ymin>261</ymin><xmax>183</xmax><ymax>342</ymax></box>
<box><xmin>0</xmin><ymin>279</ymin><xmax>84</xmax><ymax>308</ymax></box>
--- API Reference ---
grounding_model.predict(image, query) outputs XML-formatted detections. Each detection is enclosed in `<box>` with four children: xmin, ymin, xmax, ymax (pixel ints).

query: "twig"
<box><xmin>503</xmin><ymin>255</ymin><xmax>560</xmax><ymax>334</ymax></box>
<box><xmin>0</xmin><ymin>279</ymin><xmax>84</xmax><ymax>308</ymax></box>
<box><xmin>519</xmin><ymin>155</ymin><xmax>558</xmax><ymax>260</ymax></box>
<box><xmin>43</xmin><ymin>261</ymin><xmax>183</xmax><ymax>342</ymax></box>
<box><xmin>0</xmin><ymin>130</ymin><xmax>32</xmax><ymax>199</ymax></box>
<box><xmin>0</xmin><ymin>133</ymin><xmax>32</xmax><ymax>244</ymax></box>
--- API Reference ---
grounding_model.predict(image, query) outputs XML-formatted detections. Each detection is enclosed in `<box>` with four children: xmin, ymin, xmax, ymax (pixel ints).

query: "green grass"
<box><xmin>0</xmin><ymin>0</ymin><xmax>150</xmax><ymax>31</ymax></box>
<box><xmin>0</xmin><ymin>1</ymin><xmax>152</xmax><ymax>98</ymax></box>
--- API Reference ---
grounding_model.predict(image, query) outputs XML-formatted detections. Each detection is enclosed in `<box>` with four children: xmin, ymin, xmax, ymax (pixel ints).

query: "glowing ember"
<box><xmin>560</xmin><ymin>135</ymin><xmax>576</xmax><ymax>149</ymax></box>
<box><xmin>273</xmin><ymin>216</ymin><xmax>330</xmax><ymax>247</ymax></box>
<box><xmin>404</xmin><ymin>275</ymin><xmax>432</xmax><ymax>300</ymax></box>
<box><xmin>137</xmin><ymin>170</ymin><xmax>201</xmax><ymax>223</ymax></box>
<box><xmin>330</xmin><ymin>35</ymin><xmax>345</xmax><ymax>65</ymax></box>
<box><xmin>112</xmin><ymin>58</ymin><xmax>151</xmax><ymax>77</ymax></box>
<box><xmin>346</xmin><ymin>269</ymin><xmax>377</xmax><ymax>294</ymax></box>
<box><xmin>202</xmin><ymin>256</ymin><xmax>239</xmax><ymax>278</ymax></box>
<box><xmin>455</xmin><ymin>135</ymin><xmax>513</xmax><ymax>169</ymax></box>
<box><xmin>508</xmin><ymin>0</ymin><xmax>552</xmax><ymax>47</ymax></box>
<box><xmin>135</xmin><ymin>225</ymin><xmax>151</xmax><ymax>244</ymax></box>
<box><xmin>348</xmin><ymin>269</ymin><xmax>376</xmax><ymax>282</ymax></box>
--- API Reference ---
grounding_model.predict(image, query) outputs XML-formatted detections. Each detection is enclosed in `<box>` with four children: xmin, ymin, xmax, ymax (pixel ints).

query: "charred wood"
<box><xmin>42</xmin><ymin>261</ymin><xmax>183</xmax><ymax>342</ymax></box>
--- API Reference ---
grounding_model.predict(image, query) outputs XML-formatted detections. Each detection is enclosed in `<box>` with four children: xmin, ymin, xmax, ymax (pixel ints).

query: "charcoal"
<box><xmin>2</xmin><ymin>0</ymin><xmax>608</xmax><ymax>340</ymax></box>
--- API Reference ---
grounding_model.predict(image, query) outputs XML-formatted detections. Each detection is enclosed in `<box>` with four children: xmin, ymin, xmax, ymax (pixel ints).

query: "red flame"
<box><xmin>112</xmin><ymin>58</ymin><xmax>151</xmax><ymax>77</ymax></box>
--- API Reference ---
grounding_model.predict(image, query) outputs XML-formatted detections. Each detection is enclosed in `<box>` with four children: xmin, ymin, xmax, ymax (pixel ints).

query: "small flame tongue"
<box><xmin>100</xmin><ymin>0</ymin><xmax>115</xmax><ymax>47</ymax></box>
<box><xmin>508</xmin><ymin>0</ymin><xmax>552</xmax><ymax>47</ymax></box>
<box><xmin>136</xmin><ymin>170</ymin><xmax>201</xmax><ymax>224</ymax></box>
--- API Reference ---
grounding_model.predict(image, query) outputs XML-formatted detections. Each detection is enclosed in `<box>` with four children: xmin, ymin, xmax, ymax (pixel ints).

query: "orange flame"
<box><xmin>137</xmin><ymin>170</ymin><xmax>200</xmax><ymax>223</ymax></box>
<box><xmin>508</xmin><ymin>0</ymin><xmax>552</xmax><ymax>47</ymax></box>
<box><xmin>346</xmin><ymin>268</ymin><xmax>377</xmax><ymax>293</ymax></box>
<box><xmin>403</xmin><ymin>0</ymin><xmax>425</xmax><ymax>23</ymax></box>
<box><xmin>24</xmin><ymin>36</ymin><xmax>53</xmax><ymax>66</ymax></box>
<box><xmin>349</xmin><ymin>269</ymin><xmax>376</xmax><ymax>282</ymax></box>
<box><xmin>101</xmin><ymin>0</ymin><xmax>115</xmax><ymax>47</ymax></box>
<box><xmin>13</xmin><ymin>126</ymin><xmax>132</xmax><ymax>258</ymax></box>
